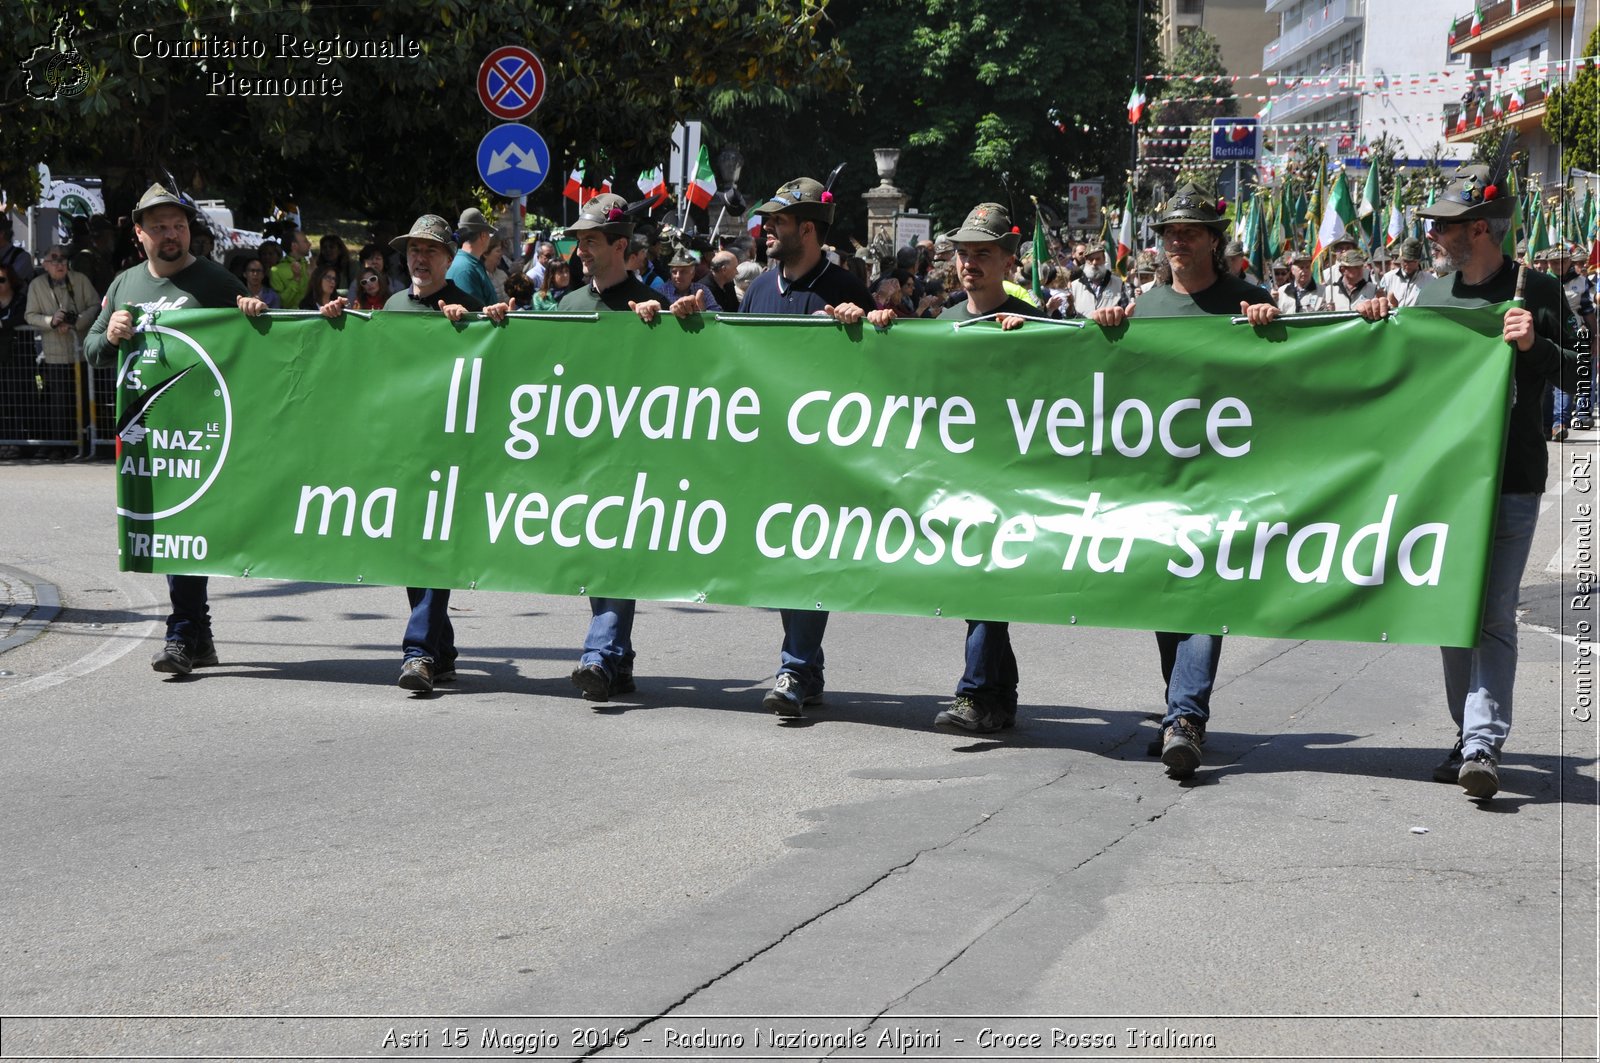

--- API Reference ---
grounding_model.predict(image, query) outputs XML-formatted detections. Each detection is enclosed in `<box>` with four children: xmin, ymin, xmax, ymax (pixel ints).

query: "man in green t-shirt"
<box><xmin>1089</xmin><ymin>184</ymin><xmax>1279</xmax><ymax>780</ymax></box>
<box><xmin>867</xmin><ymin>201</ymin><xmax>1040</xmax><ymax>733</ymax></box>
<box><xmin>1356</xmin><ymin>164</ymin><xmax>1585</xmax><ymax>800</ymax></box>
<box><xmin>84</xmin><ymin>183</ymin><xmax>270</xmax><ymax>676</ymax></box>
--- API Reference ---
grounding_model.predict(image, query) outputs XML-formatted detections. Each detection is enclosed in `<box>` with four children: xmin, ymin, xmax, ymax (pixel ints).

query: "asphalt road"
<box><xmin>0</xmin><ymin>447</ymin><xmax>1595</xmax><ymax>1063</ymax></box>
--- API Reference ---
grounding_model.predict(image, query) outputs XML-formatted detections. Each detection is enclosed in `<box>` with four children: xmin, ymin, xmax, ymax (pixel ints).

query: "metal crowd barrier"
<box><xmin>0</xmin><ymin>325</ymin><xmax>116</xmax><ymax>459</ymax></box>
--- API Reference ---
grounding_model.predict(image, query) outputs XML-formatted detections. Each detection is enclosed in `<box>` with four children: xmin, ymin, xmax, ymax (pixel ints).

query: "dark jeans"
<box><xmin>1156</xmin><ymin>631</ymin><xmax>1224</xmax><ymax>727</ymax></box>
<box><xmin>955</xmin><ymin>620</ymin><xmax>1019</xmax><ymax>708</ymax></box>
<box><xmin>403</xmin><ymin>587</ymin><xmax>456</xmax><ymax>665</ymax></box>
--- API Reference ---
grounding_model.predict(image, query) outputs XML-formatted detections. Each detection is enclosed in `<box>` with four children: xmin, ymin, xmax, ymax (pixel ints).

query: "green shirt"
<box><xmin>1133</xmin><ymin>272</ymin><xmax>1273</xmax><ymax>318</ymax></box>
<box><xmin>84</xmin><ymin>257</ymin><xmax>247</xmax><ymax>367</ymax></box>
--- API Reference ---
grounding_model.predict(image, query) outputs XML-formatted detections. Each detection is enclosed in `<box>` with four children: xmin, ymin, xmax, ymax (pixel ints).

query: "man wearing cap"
<box><xmin>661</xmin><ymin>176</ymin><xmax>868</xmax><ymax>717</ymax></box>
<box><xmin>1088</xmin><ymin>182</ymin><xmax>1279</xmax><ymax>779</ymax></box>
<box><xmin>1375</xmin><ymin>238</ymin><xmax>1434</xmax><ymax>308</ymax></box>
<box><xmin>1323</xmin><ymin>249</ymin><xmax>1378</xmax><ymax>311</ymax></box>
<box><xmin>1274</xmin><ymin>250</ymin><xmax>1324</xmax><ymax>314</ymax></box>
<box><xmin>1358</xmin><ymin>165</ymin><xmax>1584</xmax><ymax>800</ymax></box>
<box><xmin>553</xmin><ymin>193</ymin><xmax>669</xmax><ymax>703</ymax></box>
<box><xmin>447</xmin><ymin>208</ymin><xmax>499</xmax><ymax>309</ymax></box>
<box><xmin>1068</xmin><ymin>245</ymin><xmax>1129</xmax><ymax>317</ymax></box>
<box><xmin>1224</xmin><ymin>239</ymin><xmax>1260</xmax><ymax>286</ymax></box>
<box><xmin>319</xmin><ymin>214</ymin><xmax>512</xmax><ymax>692</ymax></box>
<box><xmin>84</xmin><ymin>183</ymin><xmax>270</xmax><ymax>676</ymax></box>
<box><xmin>659</xmin><ymin>243</ymin><xmax>717</xmax><ymax>307</ymax></box>
<box><xmin>868</xmin><ymin>202</ymin><xmax>1041</xmax><ymax>732</ymax></box>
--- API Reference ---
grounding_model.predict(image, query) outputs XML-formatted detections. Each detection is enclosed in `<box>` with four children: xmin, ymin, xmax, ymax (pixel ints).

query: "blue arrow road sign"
<box><xmin>476</xmin><ymin>123</ymin><xmax>549</xmax><ymax>198</ymax></box>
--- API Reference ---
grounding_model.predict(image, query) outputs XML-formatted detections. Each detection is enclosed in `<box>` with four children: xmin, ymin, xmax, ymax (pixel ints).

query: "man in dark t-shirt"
<box><xmin>657</xmin><ymin>176</ymin><xmax>869</xmax><ymax>720</ymax></box>
<box><xmin>1358</xmin><ymin>164</ymin><xmax>1585</xmax><ymax>800</ymax></box>
<box><xmin>867</xmin><ymin>202</ymin><xmax>1044</xmax><ymax>734</ymax></box>
<box><xmin>1090</xmin><ymin>183</ymin><xmax>1279</xmax><ymax>780</ymax></box>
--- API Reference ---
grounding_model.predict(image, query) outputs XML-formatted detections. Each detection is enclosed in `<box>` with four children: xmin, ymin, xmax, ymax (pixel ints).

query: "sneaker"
<box><xmin>151</xmin><ymin>638</ymin><xmax>196</xmax><ymax>675</ymax></box>
<box><xmin>570</xmin><ymin>663</ymin><xmax>617</xmax><ymax>702</ymax></box>
<box><xmin>933</xmin><ymin>694</ymin><xmax>1016</xmax><ymax>734</ymax></box>
<box><xmin>1553</xmin><ymin>423</ymin><xmax>1569</xmax><ymax>442</ymax></box>
<box><xmin>1160</xmin><ymin>717</ymin><xmax>1206</xmax><ymax>779</ymax></box>
<box><xmin>763</xmin><ymin>672</ymin><xmax>822</xmax><ymax>718</ymax></box>
<box><xmin>190</xmin><ymin>637</ymin><xmax>219</xmax><ymax>668</ymax></box>
<box><xmin>1458</xmin><ymin>749</ymin><xmax>1500</xmax><ymax>799</ymax></box>
<box><xmin>398</xmin><ymin>657</ymin><xmax>434</xmax><ymax>693</ymax></box>
<box><xmin>1431</xmin><ymin>737</ymin><xmax>1465</xmax><ymax>783</ymax></box>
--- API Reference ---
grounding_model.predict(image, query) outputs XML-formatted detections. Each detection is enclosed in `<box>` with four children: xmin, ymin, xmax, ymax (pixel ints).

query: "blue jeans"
<box><xmin>956</xmin><ymin>620</ymin><xmax>1018</xmax><ymax>708</ymax></box>
<box><xmin>166</xmin><ymin>574</ymin><xmax>211</xmax><ymax>646</ymax></box>
<box><xmin>778</xmin><ymin>608</ymin><xmax>827</xmax><ymax>688</ymax></box>
<box><xmin>1441</xmin><ymin>493</ymin><xmax>1539</xmax><ymax>759</ymax></box>
<box><xmin>581</xmin><ymin>597</ymin><xmax>636</xmax><ymax>678</ymax></box>
<box><xmin>402</xmin><ymin>587</ymin><xmax>455</xmax><ymax>665</ymax></box>
<box><xmin>1156</xmin><ymin>631</ymin><xmax>1224</xmax><ymax>727</ymax></box>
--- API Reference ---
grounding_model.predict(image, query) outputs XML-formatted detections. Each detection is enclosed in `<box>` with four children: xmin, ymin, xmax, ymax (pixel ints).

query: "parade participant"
<box><xmin>659</xmin><ymin>242</ymin><xmax>716</xmax><ymax>305</ymax></box>
<box><xmin>24</xmin><ymin>245</ymin><xmax>98</xmax><ymax>455</ymax></box>
<box><xmin>83</xmin><ymin>183</ymin><xmax>269</xmax><ymax>675</ymax></box>
<box><xmin>1323</xmin><ymin>249</ymin><xmax>1378</xmax><ymax>311</ymax></box>
<box><xmin>315</xmin><ymin>214</ymin><xmax>510</xmax><ymax>693</ymax></box>
<box><xmin>1067</xmin><ymin>246</ymin><xmax>1129</xmax><ymax>316</ymax></box>
<box><xmin>1224</xmin><ymin>239</ymin><xmax>1260</xmax><ymax>285</ymax></box>
<box><xmin>658</xmin><ymin>176</ymin><xmax>869</xmax><ymax>718</ymax></box>
<box><xmin>867</xmin><ymin>202</ymin><xmax>1039</xmax><ymax>733</ymax></box>
<box><xmin>1374</xmin><ymin>238</ymin><xmax>1434</xmax><ymax>308</ymax></box>
<box><xmin>1274</xmin><ymin>250</ymin><xmax>1324</xmax><ymax>314</ymax></box>
<box><xmin>446</xmin><ymin>207</ymin><xmax>498</xmax><ymax>308</ymax></box>
<box><xmin>705</xmin><ymin>250</ymin><xmax>741</xmax><ymax>312</ymax></box>
<box><xmin>1087</xmin><ymin>183</ymin><xmax>1278</xmax><ymax>779</ymax></box>
<box><xmin>1358</xmin><ymin>165</ymin><xmax>1584</xmax><ymax>799</ymax></box>
<box><xmin>557</xmin><ymin>193</ymin><xmax>668</xmax><ymax>703</ymax></box>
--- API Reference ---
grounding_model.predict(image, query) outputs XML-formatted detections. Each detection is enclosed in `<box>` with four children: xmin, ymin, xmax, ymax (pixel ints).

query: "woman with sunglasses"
<box><xmin>350</xmin><ymin>267</ymin><xmax>387</xmax><ymax>310</ymax></box>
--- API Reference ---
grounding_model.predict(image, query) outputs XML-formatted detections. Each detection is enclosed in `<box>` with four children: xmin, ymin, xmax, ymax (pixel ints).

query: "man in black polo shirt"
<box><xmin>558</xmin><ymin>194</ymin><xmax>662</xmax><ymax>703</ymax></box>
<box><xmin>659</xmin><ymin>176</ymin><xmax>869</xmax><ymax>719</ymax></box>
<box><xmin>1089</xmin><ymin>183</ymin><xmax>1279</xmax><ymax>780</ymax></box>
<box><xmin>867</xmin><ymin>202</ymin><xmax>1038</xmax><ymax>733</ymax></box>
<box><xmin>1357</xmin><ymin>164</ymin><xmax>1584</xmax><ymax>799</ymax></box>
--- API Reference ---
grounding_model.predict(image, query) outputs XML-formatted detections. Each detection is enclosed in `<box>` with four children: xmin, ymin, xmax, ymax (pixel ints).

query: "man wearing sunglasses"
<box><xmin>1357</xmin><ymin>165</ymin><xmax>1586</xmax><ymax>800</ymax></box>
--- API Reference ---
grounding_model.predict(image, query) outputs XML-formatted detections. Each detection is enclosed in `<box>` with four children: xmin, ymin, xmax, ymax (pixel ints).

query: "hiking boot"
<box><xmin>933</xmin><ymin>694</ymin><xmax>1016</xmax><ymax>734</ymax></box>
<box><xmin>763</xmin><ymin>672</ymin><xmax>822</xmax><ymax>718</ymax></box>
<box><xmin>1160</xmin><ymin>717</ymin><xmax>1206</xmax><ymax>779</ymax></box>
<box><xmin>189</xmin><ymin>637</ymin><xmax>219</xmax><ymax>668</ymax></box>
<box><xmin>433</xmin><ymin>663</ymin><xmax>458</xmax><ymax>684</ymax></box>
<box><xmin>398</xmin><ymin>657</ymin><xmax>434</xmax><ymax>693</ymax></box>
<box><xmin>1431</xmin><ymin>737</ymin><xmax>1465</xmax><ymax>783</ymax></box>
<box><xmin>1458</xmin><ymin>749</ymin><xmax>1500</xmax><ymax>799</ymax></box>
<box><xmin>151</xmin><ymin>639</ymin><xmax>197</xmax><ymax>675</ymax></box>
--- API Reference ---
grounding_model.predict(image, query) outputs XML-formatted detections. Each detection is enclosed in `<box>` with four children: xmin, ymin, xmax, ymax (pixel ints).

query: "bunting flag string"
<box><xmin>1142</xmin><ymin>56</ymin><xmax>1599</xmax><ymax>85</ymax></box>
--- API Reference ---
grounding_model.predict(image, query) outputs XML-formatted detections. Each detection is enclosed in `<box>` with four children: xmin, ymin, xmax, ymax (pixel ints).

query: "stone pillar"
<box><xmin>861</xmin><ymin>148</ymin><xmax>907</xmax><ymax>254</ymax></box>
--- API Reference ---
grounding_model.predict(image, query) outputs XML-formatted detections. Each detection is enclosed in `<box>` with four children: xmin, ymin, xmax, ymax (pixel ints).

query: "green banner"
<box><xmin>113</xmin><ymin>305</ymin><xmax>1513</xmax><ymax>647</ymax></box>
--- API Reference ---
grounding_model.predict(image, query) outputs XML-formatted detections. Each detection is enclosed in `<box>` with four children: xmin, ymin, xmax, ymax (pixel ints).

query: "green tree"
<box><xmin>1544</xmin><ymin>25</ymin><xmax>1600</xmax><ymax>174</ymax></box>
<box><xmin>5</xmin><ymin>1</ymin><xmax>853</xmax><ymax>228</ymax></box>
<box><xmin>723</xmin><ymin>0</ymin><xmax>1156</xmax><ymax>243</ymax></box>
<box><xmin>1141</xmin><ymin>28</ymin><xmax>1236</xmax><ymax>198</ymax></box>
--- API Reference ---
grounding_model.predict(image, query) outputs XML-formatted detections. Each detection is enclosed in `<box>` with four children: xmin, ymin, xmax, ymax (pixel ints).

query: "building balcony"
<box><xmin>1263</xmin><ymin>0</ymin><xmax>1366</xmax><ymax>72</ymax></box>
<box><xmin>1442</xmin><ymin>79</ymin><xmax>1551</xmax><ymax>142</ymax></box>
<box><xmin>1265</xmin><ymin>0</ymin><xmax>1296</xmax><ymax>13</ymax></box>
<box><xmin>1449</xmin><ymin>0</ymin><xmax>1575</xmax><ymax>55</ymax></box>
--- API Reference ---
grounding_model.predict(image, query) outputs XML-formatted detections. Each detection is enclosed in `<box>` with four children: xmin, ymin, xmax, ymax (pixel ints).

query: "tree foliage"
<box><xmin>1544</xmin><ymin>25</ymin><xmax>1600</xmax><ymax>175</ymax></box>
<box><xmin>1142</xmin><ymin>28</ymin><xmax>1236</xmax><ymax>194</ymax></box>
<box><xmin>5</xmin><ymin>0</ymin><xmax>853</xmax><ymax>228</ymax></box>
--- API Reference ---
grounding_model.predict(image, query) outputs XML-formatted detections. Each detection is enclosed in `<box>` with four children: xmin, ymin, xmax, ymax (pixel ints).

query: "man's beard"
<box><xmin>156</xmin><ymin>242</ymin><xmax>185</xmax><ymax>262</ymax></box>
<box><xmin>1431</xmin><ymin>246</ymin><xmax>1467</xmax><ymax>275</ymax></box>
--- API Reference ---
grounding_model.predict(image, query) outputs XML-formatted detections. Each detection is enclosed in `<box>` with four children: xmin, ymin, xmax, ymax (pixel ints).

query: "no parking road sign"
<box><xmin>477</xmin><ymin>45</ymin><xmax>545</xmax><ymax>121</ymax></box>
<box><xmin>476</xmin><ymin>123</ymin><xmax>549</xmax><ymax>198</ymax></box>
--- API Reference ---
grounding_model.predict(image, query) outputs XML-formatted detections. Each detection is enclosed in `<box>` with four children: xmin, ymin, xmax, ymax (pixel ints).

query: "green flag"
<box><xmin>1358</xmin><ymin>163</ymin><xmax>1382</xmax><ymax>253</ymax></box>
<box><xmin>1029</xmin><ymin>201</ymin><xmax>1048</xmax><ymax>305</ymax></box>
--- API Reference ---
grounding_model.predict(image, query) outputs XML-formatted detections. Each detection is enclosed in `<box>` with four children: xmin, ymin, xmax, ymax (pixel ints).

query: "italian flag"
<box><xmin>636</xmin><ymin>165</ymin><xmax>669</xmax><ymax>208</ymax></box>
<box><xmin>684</xmin><ymin>144</ymin><xmax>716</xmax><ymax>211</ymax></box>
<box><xmin>1115</xmin><ymin>185</ymin><xmax>1137</xmax><ymax>276</ymax></box>
<box><xmin>1470</xmin><ymin>1</ymin><xmax>1483</xmax><ymax>35</ymax></box>
<box><xmin>1313</xmin><ymin>169</ymin><xmax>1358</xmax><ymax>267</ymax></box>
<box><xmin>1507</xmin><ymin>85</ymin><xmax>1524</xmax><ymax>113</ymax></box>
<box><xmin>1455</xmin><ymin>109</ymin><xmax>1469</xmax><ymax>134</ymax></box>
<box><xmin>1127</xmin><ymin>86</ymin><xmax>1147</xmax><ymax>124</ymax></box>
<box><xmin>747</xmin><ymin>213</ymin><xmax>763</xmax><ymax>237</ymax></box>
<box><xmin>563</xmin><ymin>164</ymin><xmax>611</xmax><ymax>205</ymax></box>
<box><xmin>1448</xmin><ymin>16</ymin><xmax>1458</xmax><ymax>46</ymax></box>
<box><xmin>1385</xmin><ymin>173</ymin><xmax>1406</xmax><ymax>248</ymax></box>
